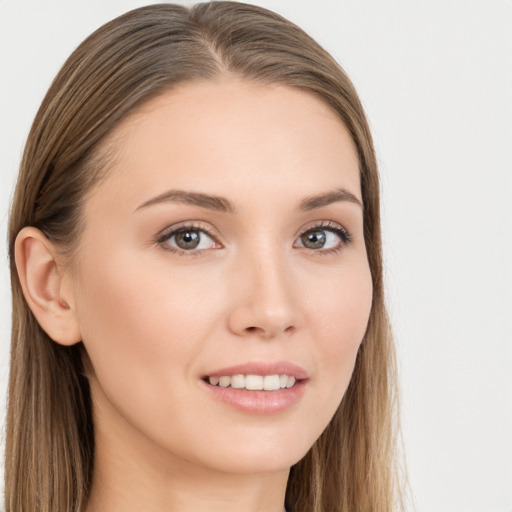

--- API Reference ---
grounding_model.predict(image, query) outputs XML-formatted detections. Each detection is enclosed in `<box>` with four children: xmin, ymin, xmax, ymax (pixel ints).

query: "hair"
<box><xmin>5</xmin><ymin>2</ymin><xmax>402</xmax><ymax>511</ymax></box>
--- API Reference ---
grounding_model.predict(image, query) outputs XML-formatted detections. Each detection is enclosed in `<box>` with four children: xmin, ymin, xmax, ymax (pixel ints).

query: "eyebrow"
<box><xmin>135</xmin><ymin>186</ymin><xmax>362</xmax><ymax>213</ymax></box>
<box><xmin>135</xmin><ymin>190</ymin><xmax>235</xmax><ymax>213</ymax></box>
<box><xmin>298</xmin><ymin>188</ymin><xmax>363</xmax><ymax>211</ymax></box>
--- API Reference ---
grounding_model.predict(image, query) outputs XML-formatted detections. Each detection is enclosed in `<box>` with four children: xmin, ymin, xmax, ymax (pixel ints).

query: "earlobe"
<box><xmin>14</xmin><ymin>226</ymin><xmax>82</xmax><ymax>346</ymax></box>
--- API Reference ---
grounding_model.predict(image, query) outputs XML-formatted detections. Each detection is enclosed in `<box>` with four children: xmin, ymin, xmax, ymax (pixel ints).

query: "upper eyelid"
<box><xmin>295</xmin><ymin>220</ymin><xmax>350</xmax><ymax>237</ymax></box>
<box><xmin>157</xmin><ymin>221</ymin><xmax>220</xmax><ymax>241</ymax></box>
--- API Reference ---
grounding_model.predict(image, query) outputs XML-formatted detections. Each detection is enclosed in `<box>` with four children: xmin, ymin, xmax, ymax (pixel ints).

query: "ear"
<box><xmin>14</xmin><ymin>226</ymin><xmax>82</xmax><ymax>346</ymax></box>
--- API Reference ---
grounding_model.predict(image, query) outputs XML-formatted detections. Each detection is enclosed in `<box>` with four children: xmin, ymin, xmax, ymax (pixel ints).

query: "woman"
<box><xmin>5</xmin><ymin>2</ymin><xmax>401</xmax><ymax>511</ymax></box>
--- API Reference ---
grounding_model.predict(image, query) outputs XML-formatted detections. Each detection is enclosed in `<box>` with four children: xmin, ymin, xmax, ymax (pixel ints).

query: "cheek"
<box><xmin>77</xmin><ymin>246</ymin><xmax>214</xmax><ymax>342</ymax></box>
<box><xmin>73</xmin><ymin>249</ymin><xmax>218</xmax><ymax>406</ymax></box>
<box><xmin>303</xmin><ymin>259</ymin><xmax>373</xmax><ymax>411</ymax></box>
<box><xmin>306</xmin><ymin>257</ymin><xmax>373</xmax><ymax>347</ymax></box>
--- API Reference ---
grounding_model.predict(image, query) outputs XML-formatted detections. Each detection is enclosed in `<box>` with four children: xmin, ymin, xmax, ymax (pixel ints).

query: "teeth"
<box><xmin>245</xmin><ymin>375</ymin><xmax>263</xmax><ymax>390</ymax></box>
<box><xmin>219</xmin><ymin>376</ymin><xmax>231</xmax><ymax>388</ymax></box>
<box><xmin>263</xmin><ymin>375</ymin><xmax>281</xmax><ymax>391</ymax></box>
<box><xmin>207</xmin><ymin>374</ymin><xmax>298</xmax><ymax>390</ymax></box>
<box><xmin>231</xmin><ymin>374</ymin><xmax>245</xmax><ymax>388</ymax></box>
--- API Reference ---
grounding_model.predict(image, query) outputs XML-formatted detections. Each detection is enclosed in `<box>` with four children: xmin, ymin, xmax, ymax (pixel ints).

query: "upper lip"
<box><xmin>204</xmin><ymin>361</ymin><xmax>308</xmax><ymax>380</ymax></box>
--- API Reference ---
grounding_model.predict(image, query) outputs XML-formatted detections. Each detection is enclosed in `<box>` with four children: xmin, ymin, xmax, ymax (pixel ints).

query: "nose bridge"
<box><xmin>229</xmin><ymin>239</ymin><xmax>299</xmax><ymax>338</ymax></box>
<box><xmin>252</xmin><ymin>243</ymin><xmax>292</xmax><ymax>310</ymax></box>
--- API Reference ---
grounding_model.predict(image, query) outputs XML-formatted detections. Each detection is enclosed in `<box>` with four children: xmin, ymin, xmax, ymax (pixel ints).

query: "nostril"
<box><xmin>242</xmin><ymin>325</ymin><xmax>295</xmax><ymax>338</ymax></box>
<box><xmin>245</xmin><ymin>326</ymin><xmax>263</xmax><ymax>334</ymax></box>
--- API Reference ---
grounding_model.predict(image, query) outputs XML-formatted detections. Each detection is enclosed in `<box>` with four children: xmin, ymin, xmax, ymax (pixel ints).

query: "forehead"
<box><xmin>86</xmin><ymin>79</ymin><xmax>361</xmax><ymax>213</ymax></box>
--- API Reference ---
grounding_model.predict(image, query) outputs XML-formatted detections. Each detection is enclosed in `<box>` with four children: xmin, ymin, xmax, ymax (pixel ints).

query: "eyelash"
<box><xmin>155</xmin><ymin>220</ymin><xmax>353</xmax><ymax>257</ymax></box>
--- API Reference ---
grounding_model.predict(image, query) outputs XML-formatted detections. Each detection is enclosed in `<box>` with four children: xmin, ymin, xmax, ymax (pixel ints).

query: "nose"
<box><xmin>227</xmin><ymin>248</ymin><xmax>300</xmax><ymax>340</ymax></box>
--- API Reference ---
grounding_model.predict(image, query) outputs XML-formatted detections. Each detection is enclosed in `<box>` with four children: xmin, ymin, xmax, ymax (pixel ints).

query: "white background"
<box><xmin>0</xmin><ymin>1</ymin><xmax>511</xmax><ymax>511</ymax></box>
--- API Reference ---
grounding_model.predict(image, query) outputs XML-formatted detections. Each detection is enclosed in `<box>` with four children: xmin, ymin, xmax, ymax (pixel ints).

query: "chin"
<box><xmin>181</xmin><ymin>424</ymin><xmax>321</xmax><ymax>475</ymax></box>
<box><xmin>202</xmin><ymin>446</ymin><xmax>308</xmax><ymax>475</ymax></box>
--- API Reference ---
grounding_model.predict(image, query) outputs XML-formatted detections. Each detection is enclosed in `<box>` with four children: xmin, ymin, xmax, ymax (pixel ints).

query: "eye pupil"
<box><xmin>301</xmin><ymin>230</ymin><xmax>326</xmax><ymax>249</ymax></box>
<box><xmin>175</xmin><ymin>230</ymin><xmax>200</xmax><ymax>249</ymax></box>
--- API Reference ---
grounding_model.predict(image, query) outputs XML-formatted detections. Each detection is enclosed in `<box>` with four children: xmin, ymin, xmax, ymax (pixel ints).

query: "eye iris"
<box><xmin>175</xmin><ymin>230</ymin><xmax>200</xmax><ymax>249</ymax></box>
<box><xmin>301</xmin><ymin>230</ymin><xmax>326</xmax><ymax>249</ymax></box>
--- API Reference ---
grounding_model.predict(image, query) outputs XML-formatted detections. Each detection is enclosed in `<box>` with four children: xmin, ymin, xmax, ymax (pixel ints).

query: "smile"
<box><xmin>208</xmin><ymin>374</ymin><xmax>297</xmax><ymax>390</ymax></box>
<box><xmin>201</xmin><ymin>361</ymin><xmax>308</xmax><ymax>414</ymax></box>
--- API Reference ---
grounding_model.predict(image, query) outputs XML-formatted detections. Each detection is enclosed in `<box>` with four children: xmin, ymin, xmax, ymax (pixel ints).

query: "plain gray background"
<box><xmin>1</xmin><ymin>1</ymin><xmax>511</xmax><ymax>511</ymax></box>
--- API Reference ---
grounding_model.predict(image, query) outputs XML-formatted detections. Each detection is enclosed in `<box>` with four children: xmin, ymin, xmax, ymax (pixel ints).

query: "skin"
<box><xmin>17</xmin><ymin>79</ymin><xmax>373</xmax><ymax>512</ymax></box>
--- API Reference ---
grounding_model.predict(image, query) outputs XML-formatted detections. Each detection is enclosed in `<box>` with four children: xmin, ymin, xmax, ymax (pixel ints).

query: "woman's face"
<box><xmin>71</xmin><ymin>80</ymin><xmax>373</xmax><ymax>475</ymax></box>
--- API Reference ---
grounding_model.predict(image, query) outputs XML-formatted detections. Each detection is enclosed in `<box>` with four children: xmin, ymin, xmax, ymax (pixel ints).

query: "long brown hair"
<box><xmin>6</xmin><ymin>3</ymin><xmax>402</xmax><ymax>511</ymax></box>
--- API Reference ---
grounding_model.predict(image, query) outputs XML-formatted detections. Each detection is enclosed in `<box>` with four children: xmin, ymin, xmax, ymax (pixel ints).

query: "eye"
<box><xmin>158</xmin><ymin>225</ymin><xmax>219</xmax><ymax>253</ymax></box>
<box><xmin>294</xmin><ymin>222</ymin><xmax>352</xmax><ymax>252</ymax></box>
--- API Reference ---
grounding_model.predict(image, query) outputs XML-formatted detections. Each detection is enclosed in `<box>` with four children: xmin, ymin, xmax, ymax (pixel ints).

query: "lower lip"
<box><xmin>201</xmin><ymin>379</ymin><xmax>307</xmax><ymax>414</ymax></box>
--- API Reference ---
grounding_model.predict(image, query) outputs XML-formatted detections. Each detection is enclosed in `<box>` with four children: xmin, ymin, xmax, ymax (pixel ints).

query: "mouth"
<box><xmin>204</xmin><ymin>374</ymin><xmax>299</xmax><ymax>390</ymax></box>
<box><xmin>200</xmin><ymin>361</ymin><xmax>308</xmax><ymax>414</ymax></box>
